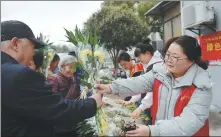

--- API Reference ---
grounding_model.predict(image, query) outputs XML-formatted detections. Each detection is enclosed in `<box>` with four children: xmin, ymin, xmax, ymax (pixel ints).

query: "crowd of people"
<box><xmin>1</xmin><ymin>20</ymin><xmax>212</xmax><ymax>137</ymax></box>
<box><xmin>96</xmin><ymin>36</ymin><xmax>212</xmax><ymax>136</ymax></box>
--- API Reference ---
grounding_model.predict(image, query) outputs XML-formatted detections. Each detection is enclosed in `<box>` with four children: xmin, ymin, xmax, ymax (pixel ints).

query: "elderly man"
<box><xmin>1</xmin><ymin>20</ymin><xmax>103</xmax><ymax>137</ymax></box>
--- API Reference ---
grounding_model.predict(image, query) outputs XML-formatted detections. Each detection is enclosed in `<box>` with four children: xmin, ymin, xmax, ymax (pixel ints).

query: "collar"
<box><xmin>131</xmin><ymin>60</ymin><xmax>136</xmax><ymax>67</ymax></box>
<box><xmin>172</xmin><ymin>64</ymin><xmax>197</xmax><ymax>88</ymax></box>
<box><xmin>144</xmin><ymin>52</ymin><xmax>163</xmax><ymax>71</ymax></box>
<box><xmin>153</xmin><ymin>63</ymin><xmax>212</xmax><ymax>89</ymax></box>
<box><xmin>57</xmin><ymin>71</ymin><xmax>72</xmax><ymax>81</ymax></box>
<box><xmin>1</xmin><ymin>51</ymin><xmax>19</xmax><ymax>65</ymax></box>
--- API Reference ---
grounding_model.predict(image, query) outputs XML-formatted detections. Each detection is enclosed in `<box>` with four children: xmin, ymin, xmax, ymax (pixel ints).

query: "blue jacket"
<box><xmin>53</xmin><ymin>66</ymin><xmax>59</xmax><ymax>74</ymax></box>
<box><xmin>1</xmin><ymin>52</ymin><xmax>97</xmax><ymax>137</ymax></box>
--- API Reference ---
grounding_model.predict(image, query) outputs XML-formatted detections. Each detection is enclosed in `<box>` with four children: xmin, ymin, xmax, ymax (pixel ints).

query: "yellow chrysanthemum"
<box><xmin>79</xmin><ymin>49</ymin><xmax>92</xmax><ymax>62</ymax></box>
<box><xmin>101</xmin><ymin>119</ymin><xmax>107</xmax><ymax>131</ymax></box>
<box><xmin>94</xmin><ymin>51</ymin><xmax>104</xmax><ymax>63</ymax></box>
<box><xmin>97</xmin><ymin>109</ymin><xmax>107</xmax><ymax>136</ymax></box>
<box><xmin>47</xmin><ymin>52</ymin><xmax>53</xmax><ymax>61</ymax></box>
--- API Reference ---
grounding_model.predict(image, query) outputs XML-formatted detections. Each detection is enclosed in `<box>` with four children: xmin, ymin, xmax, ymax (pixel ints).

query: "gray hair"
<box><xmin>58</xmin><ymin>55</ymin><xmax>77</xmax><ymax>69</ymax></box>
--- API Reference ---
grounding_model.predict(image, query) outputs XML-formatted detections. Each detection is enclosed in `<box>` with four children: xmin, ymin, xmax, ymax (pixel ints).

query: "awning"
<box><xmin>144</xmin><ymin>1</ymin><xmax>180</xmax><ymax>16</ymax></box>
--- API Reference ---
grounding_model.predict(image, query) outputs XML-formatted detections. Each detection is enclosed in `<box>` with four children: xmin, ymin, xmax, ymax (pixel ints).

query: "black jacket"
<box><xmin>1</xmin><ymin>52</ymin><xmax>97</xmax><ymax>137</ymax></box>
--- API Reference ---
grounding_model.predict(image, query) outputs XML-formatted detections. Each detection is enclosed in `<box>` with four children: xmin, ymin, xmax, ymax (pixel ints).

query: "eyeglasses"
<box><xmin>164</xmin><ymin>53</ymin><xmax>188</xmax><ymax>63</ymax></box>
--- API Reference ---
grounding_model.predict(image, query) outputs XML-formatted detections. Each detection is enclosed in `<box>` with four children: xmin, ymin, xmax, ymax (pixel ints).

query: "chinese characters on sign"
<box><xmin>199</xmin><ymin>31</ymin><xmax>221</xmax><ymax>61</ymax></box>
<box><xmin>206</xmin><ymin>43</ymin><xmax>213</xmax><ymax>51</ymax></box>
<box><xmin>214</xmin><ymin>42</ymin><xmax>221</xmax><ymax>51</ymax></box>
<box><xmin>206</xmin><ymin>42</ymin><xmax>221</xmax><ymax>51</ymax></box>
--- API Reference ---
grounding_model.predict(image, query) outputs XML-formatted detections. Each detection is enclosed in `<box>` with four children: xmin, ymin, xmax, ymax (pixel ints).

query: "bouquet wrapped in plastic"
<box><xmin>65</xmin><ymin>26</ymin><xmax>108</xmax><ymax>136</ymax></box>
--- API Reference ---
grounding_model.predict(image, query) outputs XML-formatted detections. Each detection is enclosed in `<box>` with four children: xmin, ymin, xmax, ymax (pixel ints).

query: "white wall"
<box><xmin>181</xmin><ymin>1</ymin><xmax>221</xmax><ymax>111</ymax></box>
<box><xmin>181</xmin><ymin>1</ymin><xmax>221</xmax><ymax>36</ymax></box>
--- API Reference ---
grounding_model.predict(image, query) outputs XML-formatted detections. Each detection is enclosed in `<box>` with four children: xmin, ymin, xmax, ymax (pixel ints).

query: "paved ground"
<box><xmin>106</xmin><ymin>94</ymin><xmax>221</xmax><ymax>136</ymax></box>
<box><xmin>209</xmin><ymin>110</ymin><xmax>221</xmax><ymax>136</ymax></box>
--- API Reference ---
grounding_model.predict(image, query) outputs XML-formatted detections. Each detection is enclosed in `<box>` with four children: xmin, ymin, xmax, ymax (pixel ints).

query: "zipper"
<box><xmin>158</xmin><ymin>74</ymin><xmax>172</xmax><ymax>120</ymax></box>
<box><xmin>166</xmin><ymin>77</ymin><xmax>174</xmax><ymax>119</ymax></box>
<box><xmin>155</xmin><ymin>73</ymin><xmax>172</xmax><ymax>120</ymax></box>
<box><xmin>167</xmin><ymin>88</ymin><xmax>172</xmax><ymax>119</ymax></box>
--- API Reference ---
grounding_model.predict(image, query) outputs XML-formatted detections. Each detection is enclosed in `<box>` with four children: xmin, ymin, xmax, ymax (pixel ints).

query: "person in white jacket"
<box><xmin>124</xmin><ymin>40</ymin><xmax>163</xmax><ymax>121</ymax></box>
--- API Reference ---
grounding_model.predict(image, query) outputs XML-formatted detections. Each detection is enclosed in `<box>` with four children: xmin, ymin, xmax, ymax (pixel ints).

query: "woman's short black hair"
<box><xmin>52</xmin><ymin>53</ymin><xmax>60</xmax><ymax>63</ymax></box>
<box><xmin>134</xmin><ymin>38</ymin><xmax>155</xmax><ymax>57</ymax></box>
<box><xmin>33</xmin><ymin>50</ymin><xmax>44</xmax><ymax>70</ymax></box>
<box><xmin>117</xmin><ymin>51</ymin><xmax>131</xmax><ymax>63</ymax></box>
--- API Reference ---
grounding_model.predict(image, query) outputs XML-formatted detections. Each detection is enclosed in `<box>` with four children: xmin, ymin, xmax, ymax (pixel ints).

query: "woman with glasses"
<box><xmin>96</xmin><ymin>35</ymin><xmax>212</xmax><ymax>136</ymax></box>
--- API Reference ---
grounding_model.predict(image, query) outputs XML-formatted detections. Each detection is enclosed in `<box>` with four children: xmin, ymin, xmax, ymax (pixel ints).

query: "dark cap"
<box><xmin>1</xmin><ymin>20</ymin><xmax>47</xmax><ymax>49</ymax></box>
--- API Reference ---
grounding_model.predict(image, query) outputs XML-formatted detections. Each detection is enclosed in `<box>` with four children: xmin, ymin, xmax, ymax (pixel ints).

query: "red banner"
<box><xmin>199</xmin><ymin>31</ymin><xmax>221</xmax><ymax>60</ymax></box>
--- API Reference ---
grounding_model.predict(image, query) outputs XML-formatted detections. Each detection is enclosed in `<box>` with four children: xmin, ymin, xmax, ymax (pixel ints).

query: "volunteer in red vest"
<box><xmin>96</xmin><ymin>35</ymin><xmax>212</xmax><ymax>136</ymax></box>
<box><xmin>117</xmin><ymin>51</ymin><xmax>143</xmax><ymax>101</ymax></box>
<box><xmin>124</xmin><ymin>39</ymin><xmax>163</xmax><ymax>125</ymax></box>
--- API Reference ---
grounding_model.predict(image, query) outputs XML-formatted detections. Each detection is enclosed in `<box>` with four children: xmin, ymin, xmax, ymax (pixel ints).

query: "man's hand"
<box><xmin>90</xmin><ymin>93</ymin><xmax>103</xmax><ymax>108</ymax></box>
<box><xmin>130</xmin><ymin>108</ymin><xmax>142</xmax><ymax>119</ymax></box>
<box><xmin>95</xmin><ymin>84</ymin><xmax>112</xmax><ymax>94</ymax></box>
<box><xmin>126</xmin><ymin>125</ymin><xmax>150</xmax><ymax>136</ymax></box>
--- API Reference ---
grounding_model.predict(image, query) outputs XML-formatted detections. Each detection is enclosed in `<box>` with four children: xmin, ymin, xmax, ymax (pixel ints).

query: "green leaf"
<box><xmin>64</xmin><ymin>28</ymin><xmax>78</xmax><ymax>46</ymax></box>
<box><xmin>85</xmin><ymin>30</ymin><xmax>90</xmax><ymax>44</ymax></box>
<box><xmin>93</xmin><ymin>33</ymin><xmax>98</xmax><ymax>47</ymax></box>
<box><xmin>75</xmin><ymin>25</ymin><xmax>80</xmax><ymax>42</ymax></box>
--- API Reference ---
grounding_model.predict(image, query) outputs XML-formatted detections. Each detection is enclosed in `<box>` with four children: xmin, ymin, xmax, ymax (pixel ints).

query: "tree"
<box><xmin>136</xmin><ymin>1</ymin><xmax>158</xmax><ymax>22</ymax></box>
<box><xmin>101</xmin><ymin>1</ymin><xmax>136</xmax><ymax>9</ymax></box>
<box><xmin>84</xmin><ymin>4</ymin><xmax>150</xmax><ymax>74</ymax></box>
<box><xmin>61</xmin><ymin>45</ymin><xmax>69</xmax><ymax>53</ymax></box>
<box><xmin>53</xmin><ymin>45</ymin><xmax>62</xmax><ymax>53</ymax></box>
<box><xmin>100</xmin><ymin>1</ymin><xmax>163</xmax><ymax>36</ymax></box>
<box><xmin>136</xmin><ymin>1</ymin><xmax>163</xmax><ymax>35</ymax></box>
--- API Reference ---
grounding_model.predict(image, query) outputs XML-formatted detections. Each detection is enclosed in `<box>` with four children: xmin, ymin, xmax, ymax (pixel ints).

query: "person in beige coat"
<box><xmin>96</xmin><ymin>35</ymin><xmax>213</xmax><ymax>136</ymax></box>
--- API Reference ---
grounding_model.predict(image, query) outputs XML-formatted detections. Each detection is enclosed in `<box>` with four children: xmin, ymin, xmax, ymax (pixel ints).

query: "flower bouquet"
<box><xmin>65</xmin><ymin>26</ymin><xmax>137</xmax><ymax>136</ymax></box>
<box><xmin>65</xmin><ymin>26</ymin><xmax>108</xmax><ymax>136</ymax></box>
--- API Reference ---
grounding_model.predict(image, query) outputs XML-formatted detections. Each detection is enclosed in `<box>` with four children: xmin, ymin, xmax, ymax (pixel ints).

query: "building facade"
<box><xmin>145</xmin><ymin>1</ymin><xmax>221</xmax><ymax>111</ymax></box>
<box><xmin>145</xmin><ymin>1</ymin><xmax>181</xmax><ymax>43</ymax></box>
<box><xmin>181</xmin><ymin>1</ymin><xmax>221</xmax><ymax>111</ymax></box>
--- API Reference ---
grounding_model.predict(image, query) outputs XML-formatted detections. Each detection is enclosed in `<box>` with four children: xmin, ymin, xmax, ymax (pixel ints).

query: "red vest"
<box><xmin>150</xmin><ymin>79</ymin><xmax>209</xmax><ymax>136</ymax></box>
<box><xmin>129</xmin><ymin>63</ymin><xmax>143</xmax><ymax>77</ymax></box>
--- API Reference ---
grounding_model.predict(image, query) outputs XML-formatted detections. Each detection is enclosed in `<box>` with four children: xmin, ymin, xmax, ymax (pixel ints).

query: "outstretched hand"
<box><xmin>90</xmin><ymin>93</ymin><xmax>103</xmax><ymax>108</ymax></box>
<box><xmin>117</xmin><ymin>100</ymin><xmax>134</xmax><ymax>106</ymax></box>
<box><xmin>95</xmin><ymin>84</ymin><xmax>112</xmax><ymax>94</ymax></box>
<box><xmin>130</xmin><ymin>108</ymin><xmax>142</xmax><ymax>119</ymax></box>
